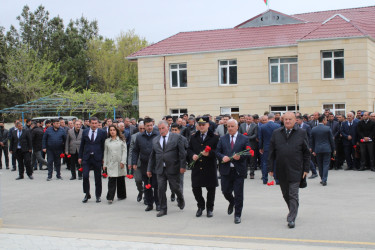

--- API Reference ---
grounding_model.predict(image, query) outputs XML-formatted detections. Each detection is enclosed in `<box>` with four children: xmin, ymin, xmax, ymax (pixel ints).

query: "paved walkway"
<box><xmin>1</xmin><ymin>164</ymin><xmax>375</xmax><ymax>249</ymax></box>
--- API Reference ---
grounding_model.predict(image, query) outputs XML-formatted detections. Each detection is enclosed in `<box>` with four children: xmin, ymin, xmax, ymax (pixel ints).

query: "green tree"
<box><xmin>5</xmin><ymin>46</ymin><xmax>65</xmax><ymax>103</ymax></box>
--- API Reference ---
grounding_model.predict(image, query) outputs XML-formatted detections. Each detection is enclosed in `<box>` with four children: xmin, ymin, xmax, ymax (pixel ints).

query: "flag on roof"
<box><xmin>264</xmin><ymin>0</ymin><xmax>268</xmax><ymax>5</ymax></box>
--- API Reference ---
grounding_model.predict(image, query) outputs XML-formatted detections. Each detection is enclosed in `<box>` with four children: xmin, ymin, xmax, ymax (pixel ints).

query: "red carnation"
<box><xmin>145</xmin><ymin>184</ymin><xmax>152</xmax><ymax>189</ymax></box>
<box><xmin>267</xmin><ymin>180</ymin><xmax>275</xmax><ymax>186</ymax></box>
<box><xmin>102</xmin><ymin>173</ymin><xmax>108</xmax><ymax>178</ymax></box>
<box><xmin>127</xmin><ymin>174</ymin><xmax>134</xmax><ymax>179</ymax></box>
<box><xmin>204</xmin><ymin>146</ymin><xmax>212</xmax><ymax>152</ymax></box>
<box><xmin>243</xmin><ymin>133</ymin><xmax>248</xmax><ymax>136</ymax></box>
<box><xmin>331</xmin><ymin>158</ymin><xmax>335</xmax><ymax>161</ymax></box>
<box><xmin>60</xmin><ymin>153</ymin><xmax>65</xmax><ymax>158</ymax></box>
<box><xmin>360</xmin><ymin>139</ymin><xmax>364</xmax><ymax>143</ymax></box>
<box><xmin>67</xmin><ymin>154</ymin><xmax>72</xmax><ymax>158</ymax></box>
<box><xmin>353</xmin><ymin>145</ymin><xmax>357</xmax><ymax>149</ymax></box>
<box><xmin>78</xmin><ymin>167</ymin><xmax>83</xmax><ymax>172</ymax></box>
<box><xmin>249</xmin><ymin>150</ymin><xmax>255</xmax><ymax>157</ymax></box>
<box><xmin>246</xmin><ymin>146</ymin><xmax>251</xmax><ymax>150</ymax></box>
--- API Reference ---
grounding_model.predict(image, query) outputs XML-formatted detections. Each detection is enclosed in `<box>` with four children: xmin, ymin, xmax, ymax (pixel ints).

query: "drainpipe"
<box><xmin>295</xmin><ymin>89</ymin><xmax>298</xmax><ymax>112</ymax></box>
<box><xmin>163</xmin><ymin>56</ymin><xmax>167</xmax><ymax>115</ymax></box>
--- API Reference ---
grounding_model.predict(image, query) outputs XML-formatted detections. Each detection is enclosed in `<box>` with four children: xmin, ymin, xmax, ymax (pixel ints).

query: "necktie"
<box><xmin>286</xmin><ymin>129</ymin><xmax>291</xmax><ymax>138</ymax></box>
<box><xmin>91</xmin><ymin>130</ymin><xmax>95</xmax><ymax>142</ymax></box>
<box><xmin>201</xmin><ymin>133</ymin><xmax>205</xmax><ymax>142</ymax></box>
<box><xmin>230</xmin><ymin>135</ymin><xmax>234</xmax><ymax>150</ymax></box>
<box><xmin>162</xmin><ymin>136</ymin><xmax>166</xmax><ymax>151</ymax></box>
<box><xmin>316</xmin><ymin>121</ymin><xmax>318</xmax><ymax>126</ymax></box>
<box><xmin>18</xmin><ymin>131</ymin><xmax>21</xmax><ymax>138</ymax></box>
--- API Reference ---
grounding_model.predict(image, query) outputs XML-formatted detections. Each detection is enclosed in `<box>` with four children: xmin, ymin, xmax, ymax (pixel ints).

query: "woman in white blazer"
<box><xmin>103</xmin><ymin>125</ymin><xmax>127</xmax><ymax>203</ymax></box>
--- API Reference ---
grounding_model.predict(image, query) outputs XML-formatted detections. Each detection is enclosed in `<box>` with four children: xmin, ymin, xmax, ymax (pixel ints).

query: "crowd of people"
<box><xmin>0</xmin><ymin>108</ymin><xmax>374</xmax><ymax>228</ymax></box>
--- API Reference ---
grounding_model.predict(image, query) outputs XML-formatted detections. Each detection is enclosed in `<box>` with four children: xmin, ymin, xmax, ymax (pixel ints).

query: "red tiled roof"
<box><xmin>128</xmin><ymin>6</ymin><xmax>375</xmax><ymax>59</ymax></box>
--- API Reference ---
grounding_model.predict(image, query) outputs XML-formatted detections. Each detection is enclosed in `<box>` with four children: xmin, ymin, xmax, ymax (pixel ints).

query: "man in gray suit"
<box><xmin>215</xmin><ymin>115</ymin><xmax>230</xmax><ymax>137</ymax></box>
<box><xmin>311</xmin><ymin>115</ymin><xmax>335</xmax><ymax>186</ymax></box>
<box><xmin>65</xmin><ymin>119</ymin><xmax>83</xmax><ymax>180</ymax></box>
<box><xmin>147</xmin><ymin>120</ymin><xmax>186</xmax><ymax>217</ymax></box>
<box><xmin>239</xmin><ymin>115</ymin><xmax>258</xmax><ymax>179</ymax></box>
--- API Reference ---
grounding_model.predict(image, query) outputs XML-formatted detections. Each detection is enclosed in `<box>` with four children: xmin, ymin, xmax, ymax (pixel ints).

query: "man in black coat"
<box><xmin>132</xmin><ymin>117</ymin><xmax>160</xmax><ymax>212</ymax></box>
<box><xmin>356</xmin><ymin>112</ymin><xmax>375</xmax><ymax>171</ymax></box>
<box><xmin>187</xmin><ymin>117</ymin><xmax>219</xmax><ymax>218</ymax></box>
<box><xmin>268</xmin><ymin>112</ymin><xmax>310</xmax><ymax>228</ymax></box>
<box><xmin>9</xmin><ymin>122</ymin><xmax>33</xmax><ymax>180</ymax></box>
<box><xmin>0</xmin><ymin>121</ymin><xmax>9</xmax><ymax>169</ymax></box>
<box><xmin>30</xmin><ymin>122</ymin><xmax>48</xmax><ymax>170</ymax></box>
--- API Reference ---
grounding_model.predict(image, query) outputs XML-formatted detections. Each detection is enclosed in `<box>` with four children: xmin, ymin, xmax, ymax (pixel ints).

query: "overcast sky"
<box><xmin>1</xmin><ymin>0</ymin><xmax>374</xmax><ymax>43</ymax></box>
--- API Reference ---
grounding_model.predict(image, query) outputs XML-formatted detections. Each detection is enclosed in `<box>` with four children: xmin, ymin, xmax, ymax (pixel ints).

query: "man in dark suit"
<box><xmin>216</xmin><ymin>119</ymin><xmax>250</xmax><ymax>224</ymax></box>
<box><xmin>132</xmin><ymin>118</ymin><xmax>160</xmax><ymax>212</ymax></box>
<box><xmin>8</xmin><ymin>120</ymin><xmax>19</xmax><ymax>171</ymax></box>
<box><xmin>356</xmin><ymin>112</ymin><xmax>375</xmax><ymax>171</ymax></box>
<box><xmin>308</xmin><ymin>112</ymin><xmax>320</xmax><ymax>129</ymax></box>
<box><xmin>311</xmin><ymin>115</ymin><xmax>335</xmax><ymax>186</ymax></box>
<box><xmin>340</xmin><ymin>112</ymin><xmax>359</xmax><ymax>170</ymax></box>
<box><xmin>66</xmin><ymin>119</ymin><xmax>83</xmax><ymax>180</ymax></box>
<box><xmin>259</xmin><ymin>113</ymin><xmax>281</xmax><ymax>184</ymax></box>
<box><xmin>296</xmin><ymin>116</ymin><xmax>318</xmax><ymax>179</ymax></box>
<box><xmin>334</xmin><ymin>114</ymin><xmax>346</xmax><ymax>170</ymax></box>
<box><xmin>326</xmin><ymin>113</ymin><xmax>339</xmax><ymax>170</ymax></box>
<box><xmin>187</xmin><ymin>117</ymin><xmax>219</xmax><ymax>218</ymax></box>
<box><xmin>239</xmin><ymin>115</ymin><xmax>258</xmax><ymax>179</ymax></box>
<box><xmin>78</xmin><ymin>117</ymin><xmax>106</xmax><ymax>203</ymax></box>
<box><xmin>268</xmin><ymin>112</ymin><xmax>310</xmax><ymax>228</ymax></box>
<box><xmin>9</xmin><ymin>122</ymin><xmax>33</xmax><ymax>180</ymax></box>
<box><xmin>147</xmin><ymin>120</ymin><xmax>186</xmax><ymax>217</ymax></box>
<box><xmin>0</xmin><ymin>121</ymin><xmax>9</xmax><ymax>169</ymax></box>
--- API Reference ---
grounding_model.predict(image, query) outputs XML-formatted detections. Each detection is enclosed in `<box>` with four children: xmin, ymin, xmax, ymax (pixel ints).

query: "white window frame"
<box><xmin>170</xmin><ymin>108</ymin><xmax>188</xmax><ymax>118</ymax></box>
<box><xmin>322</xmin><ymin>103</ymin><xmax>346</xmax><ymax>116</ymax></box>
<box><xmin>270</xmin><ymin>105</ymin><xmax>299</xmax><ymax>115</ymax></box>
<box><xmin>269</xmin><ymin>57</ymin><xmax>298</xmax><ymax>83</ymax></box>
<box><xmin>321</xmin><ymin>50</ymin><xmax>344</xmax><ymax>80</ymax></box>
<box><xmin>220</xmin><ymin>107</ymin><xmax>239</xmax><ymax>116</ymax></box>
<box><xmin>170</xmin><ymin>63</ymin><xmax>187</xmax><ymax>88</ymax></box>
<box><xmin>219</xmin><ymin>59</ymin><xmax>237</xmax><ymax>86</ymax></box>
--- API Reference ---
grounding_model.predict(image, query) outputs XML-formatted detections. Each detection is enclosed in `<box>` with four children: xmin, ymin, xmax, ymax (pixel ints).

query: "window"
<box><xmin>270</xmin><ymin>105</ymin><xmax>299</xmax><ymax>115</ymax></box>
<box><xmin>170</xmin><ymin>108</ymin><xmax>188</xmax><ymax>118</ymax></box>
<box><xmin>170</xmin><ymin>63</ymin><xmax>187</xmax><ymax>88</ymax></box>
<box><xmin>220</xmin><ymin>107</ymin><xmax>240</xmax><ymax>120</ymax></box>
<box><xmin>322</xmin><ymin>103</ymin><xmax>345</xmax><ymax>116</ymax></box>
<box><xmin>269</xmin><ymin>57</ymin><xmax>298</xmax><ymax>83</ymax></box>
<box><xmin>321</xmin><ymin>50</ymin><xmax>344</xmax><ymax>79</ymax></box>
<box><xmin>219</xmin><ymin>60</ymin><xmax>237</xmax><ymax>85</ymax></box>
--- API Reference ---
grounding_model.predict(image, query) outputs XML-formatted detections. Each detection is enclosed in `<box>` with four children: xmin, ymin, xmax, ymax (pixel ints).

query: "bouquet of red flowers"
<box><xmin>189</xmin><ymin>145</ymin><xmax>212</xmax><ymax>168</ymax></box>
<box><xmin>60</xmin><ymin>153</ymin><xmax>65</xmax><ymax>158</ymax></box>
<box><xmin>126</xmin><ymin>174</ymin><xmax>134</xmax><ymax>179</ymax></box>
<box><xmin>145</xmin><ymin>177</ymin><xmax>152</xmax><ymax>189</ymax></box>
<box><xmin>102</xmin><ymin>173</ymin><xmax>108</xmax><ymax>178</ymax></box>
<box><xmin>221</xmin><ymin>146</ymin><xmax>254</xmax><ymax>163</ymax></box>
<box><xmin>78</xmin><ymin>167</ymin><xmax>83</xmax><ymax>172</ymax></box>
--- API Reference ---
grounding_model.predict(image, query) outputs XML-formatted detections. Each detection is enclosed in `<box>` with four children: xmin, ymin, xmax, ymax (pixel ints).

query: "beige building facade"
<box><xmin>129</xmin><ymin>7</ymin><xmax>375</xmax><ymax>119</ymax></box>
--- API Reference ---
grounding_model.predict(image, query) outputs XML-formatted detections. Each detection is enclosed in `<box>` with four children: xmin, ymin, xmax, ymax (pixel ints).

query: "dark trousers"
<box><xmin>221</xmin><ymin>168</ymin><xmax>244</xmax><ymax>217</ymax></box>
<box><xmin>142</xmin><ymin>173</ymin><xmax>159</xmax><ymax>206</ymax></box>
<box><xmin>16</xmin><ymin>150</ymin><xmax>32</xmax><ymax>177</ymax></box>
<box><xmin>0</xmin><ymin>146</ymin><xmax>9</xmax><ymax>168</ymax></box>
<box><xmin>82</xmin><ymin>155</ymin><xmax>102</xmax><ymax>197</ymax></box>
<box><xmin>157</xmin><ymin>168</ymin><xmax>183</xmax><ymax>211</ymax></box>
<box><xmin>11</xmin><ymin>151</ymin><xmax>16</xmax><ymax>169</ymax></box>
<box><xmin>360</xmin><ymin>142</ymin><xmax>374</xmax><ymax>169</ymax></box>
<box><xmin>192</xmin><ymin>186</ymin><xmax>216</xmax><ymax>211</ymax></box>
<box><xmin>279</xmin><ymin>181</ymin><xmax>300</xmax><ymax>223</ymax></box>
<box><xmin>31</xmin><ymin>150</ymin><xmax>48</xmax><ymax>169</ymax></box>
<box><xmin>134</xmin><ymin>168</ymin><xmax>143</xmax><ymax>193</ymax></box>
<box><xmin>344</xmin><ymin>145</ymin><xmax>358</xmax><ymax>169</ymax></box>
<box><xmin>70</xmin><ymin>153</ymin><xmax>82</xmax><ymax>178</ymax></box>
<box><xmin>316</xmin><ymin>152</ymin><xmax>331</xmax><ymax>182</ymax></box>
<box><xmin>107</xmin><ymin>176</ymin><xmax>126</xmax><ymax>200</ymax></box>
<box><xmin>47</xmin><ymin>149</ymin><xmax>62</xmax><ymax>178</ymax></box>
<box><xmin>335</xmin><ymin>141</ymin><xmax>345</xmax><ymax>168</ymax></box>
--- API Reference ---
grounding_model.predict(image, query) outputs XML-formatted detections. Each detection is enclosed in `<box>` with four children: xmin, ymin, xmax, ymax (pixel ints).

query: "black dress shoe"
<box><xmin>345</xmin><ymin>167</ymin><xmax>353</xmax><ymax>171</ymax></box>
<box><xmin>234</xmin><ymin>216</ymin><xmax>241</xmax><ymax>224</ymax></box>
<box><xmin>11</xmin><ymin>168</ymin><xmax>16</xmax><ymax>171</ymax></box>
<box><xmin>288</xmin><ymin>221</ymin><xmax>295</xmax><ymax>228</ymax></box>
<box><xmin>171</xmin><ymin>193</ymin><xmax>176</xmax><ymax>202</ymax></box>
<box><xmin>28</xmin><ymin>175</ymin><xmax>34</xmax><ymax>180</ymax></box>
<box><xmin>207</xmin><ymin>210</ymin><xmax>213</xmax><ymax>218</ymax></box>
<box><xmin>371</xmin><ymin>168</ymin><xmax>375</xmax><ymax>172</ymax></box>
<box><xmin>145</xmin><ymin>205</ymin><xmax>153</xmax><ymax>211</ymax></box>
<box><xmin>358</xmin><ymin>167</ymin><xmax>365</xmax><ymax>171</ymax></box>
<box><xmin>322</xmin><ymin>182</ymin><xmax>327</xmax><ymax>186</ymax></box>
<box><xmin>78</xmin><ymin>177</ymin><xmax>82</xmax><ymax>180</ymax></box>
<box><xmin>15</xmin><ymin>176</ymin><xmax>24</xmax><ymax>180</ymax></box>
<box><xmin>308</xmin><ymin>174</ymin><xmax>318</xmax><ymax>179</ymax></box>
<box><xmin>196</xmin><ymin>208</ymin><xmax>204</xmax><ymax>217</ymax></box>
<box><xmin>156</xmin><ymin>205</ymin><xmax>161</xmax><ymax>211</ymax></box>
<box><xmin>157</xmin><ymin>210</ymin><xmax>167</xmax><ymax>217</ymax></box>
<box><xmin>82</xmin><ymin>194</ymin><xmax>91</xmax><ymax>203</ymax></box>
<box><xmin>178</xmin><ymin>198</ymin><xmax>185</xmax><ymax>210</ymax></box>
<box><xmin>137</xmin><ymin>192</ymin><xmax>143</xmax><ymax>202</ymax></box>
<box><xmin>96</xmin><ymin>197</ymin><xmax>101</xmax><ymax>203</ymax></box>
<box><xmin>250</xmin><ymin>175</ymin><xmax>254</xmax><ymax>179</ymax></box>
<box><xmin>70</xmin><ymin>177</ymin><xmax>76</xmax><ymax>180</ymax></box>
<box><xmin>228</xmin><ymin>203</ymin><xmax>234</xmax><ymax>215</ymax></box>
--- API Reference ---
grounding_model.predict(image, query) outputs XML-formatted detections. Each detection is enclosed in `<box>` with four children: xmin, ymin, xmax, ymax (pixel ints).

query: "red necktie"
<box><xmin>231</xmin><ymin>135</ymin><xmax>234</xmax><ymax>150</ymax></box>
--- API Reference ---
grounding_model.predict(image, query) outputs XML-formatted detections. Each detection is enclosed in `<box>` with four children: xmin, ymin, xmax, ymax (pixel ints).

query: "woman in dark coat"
<box><xmin>187</xmin><ymin>117</ymin><xmax>219</xmax><ymax>218</ymax></box>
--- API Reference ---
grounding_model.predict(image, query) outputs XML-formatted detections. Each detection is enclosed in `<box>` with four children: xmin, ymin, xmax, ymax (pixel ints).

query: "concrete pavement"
<box><xmin>0</xmin><ymin>164</ymin><xmax>375</xmax><ymax>249</ymax></box>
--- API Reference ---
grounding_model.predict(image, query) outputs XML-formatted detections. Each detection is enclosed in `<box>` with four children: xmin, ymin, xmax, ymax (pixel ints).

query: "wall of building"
<box><xmin>368</xmin><ymin>39</ymin><xmax>375</xmax><ymax>112</ymax></box>
<box><xmin>298</xmin><ymin>37</ymin><xmax>371</xmax><ymax>114</ymax></box>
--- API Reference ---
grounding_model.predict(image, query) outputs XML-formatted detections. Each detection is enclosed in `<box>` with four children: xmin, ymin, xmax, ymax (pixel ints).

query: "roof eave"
<box><xmin>297</xmin><ymin>35</ymin><xmax>373</xmax><ymax>43</ymax></box>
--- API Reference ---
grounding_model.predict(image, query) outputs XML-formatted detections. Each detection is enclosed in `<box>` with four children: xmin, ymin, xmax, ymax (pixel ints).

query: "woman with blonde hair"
<box><xmin>103</xmin><ymin>125</ymin><xmax>127</xmax><ymax>203</ymax></box>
